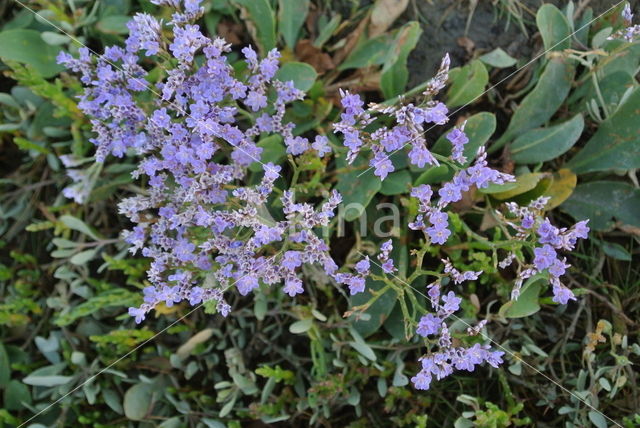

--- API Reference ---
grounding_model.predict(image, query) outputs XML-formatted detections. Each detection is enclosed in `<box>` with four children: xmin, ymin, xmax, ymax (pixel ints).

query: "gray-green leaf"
<box><xmin>510</xmin><ymin>114</ymin><xmax>583</xmax><ymax>164</ymax></box>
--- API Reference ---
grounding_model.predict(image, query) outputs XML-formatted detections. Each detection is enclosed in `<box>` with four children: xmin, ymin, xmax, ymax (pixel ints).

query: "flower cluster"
<box><xmin>610</xmin><ymin>3</ymin><xmax>640</xmax><ymax>42</ymax></box>
<box><xmin>411</xmin><ymin>271</ymin><xmax>504</xmax><ymax>390</ymax></box>
<box><xmin>408</xmin><ymin>148</ymin><xmax>514</xmax><ymax>245</ymax></box>
<box><xmin>58</xmin><ymin>0</ymin><xmax>352</xmax><ymax>323</ymax></box>
<box><xmin>499</xmin><ymin>197</ymin><xmax>589</xmax><ymax>304</ymax></box>
<box><xmin>58</xmin><ymin>0</ymin><xmax>592</xmax><ymax>398</ymax></box>
<box><xmin>333</xmin><ymin>55</ymin><xmax>452</xmax><ymax>180</ymax></box>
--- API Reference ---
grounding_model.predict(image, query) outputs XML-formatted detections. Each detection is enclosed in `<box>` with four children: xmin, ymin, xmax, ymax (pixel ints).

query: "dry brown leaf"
<box><xmin>296</xmin><ymin>39</ymin><xmax>335</xmax><ymax>74</ymax></box>
<box><xmin>217</xmin><ymin>21</ymin><xmax>243</xmax><ymax>45</ymax></box>
<box><xmin>369</xmin><ymin>0</ymin><xmax>410</xmax><ymax>37</ymax></box>
<box><xmin>333</xmin><ymin>15</ymin><xmax>369</xmax><ymax>65</ymax></box>
<box><xmin>457</xmin><ymin>36</ymin><xmax>475</xmax><ymax>56</ymax></box>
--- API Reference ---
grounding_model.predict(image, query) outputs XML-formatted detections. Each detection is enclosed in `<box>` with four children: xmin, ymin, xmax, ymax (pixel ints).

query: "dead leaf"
<box><xmin>177</xmin><ymin>328</ymin><xmax>214</xmax><ymax>359</ymax></box>
<box><xmin>543</xmin><ymin>169</ymin><xmax>577</xmax><ymax>209</ymax></box>
<box><xmin>457</xmin><ymin>36</ymin><xmax>475</xmax><ymax>56</ymax></box>
<box><xmin>369</xmin><ymin>0</ymin><xmax>410</xmax><ymax>37</ymax></box>
<box><xmin>217</xmin><ymin>21</ymin><xmax>243</xmax><ymax>45</ymax></box>
<box><xmin>296</xmin><ymin>39</ymin><xmax>335</xmax><ymax>74</ymax></box>
<box><xmin>333</xmin><ymin>15</ymin><xmax>369</xmax><ymax>65</ymax></box>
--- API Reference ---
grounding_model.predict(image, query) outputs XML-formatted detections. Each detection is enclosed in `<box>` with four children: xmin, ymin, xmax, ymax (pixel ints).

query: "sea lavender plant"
<box><xmin>58</xmin><ymin>0</ymin><xmax>590</xmax><ymax>394</ymax></box>
<box><xmin>58</xmin><ymin>0</ymin><xmax>350</xmax><ymax>323</ymax></box>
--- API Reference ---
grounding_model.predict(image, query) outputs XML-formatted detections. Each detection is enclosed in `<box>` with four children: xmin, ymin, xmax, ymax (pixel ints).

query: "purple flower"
<box><xmin>411</xmin><ymin>184</ymin><xmax>433</xmax><ymax>204</ymax></box>
<box><xmin>283</xmin><ymin>277</ymin><xmax>304</xmax><ymax>297</ymax></box>
<box><xmin>237</xmin><ymin>275</ymin><xmax>259</xmax><ymax>296</ymax></box>
<box><xmin>354</xmin><ymin>257</ymin><xmax>370</xmax><ymax>275</ymax></box>
<box><xmin>552</xmin><ymin>284</ymin><xmax>575</xmax><ymax>305</ymax></box>
<box><xmin>371</xmin><ymin>152</ymin><xmax>394</xmax><ymax>180</ymax></box>
<box><xmin>533</xmin><ymin>245</ymin><xmax>556</xmax><ymax>270</ymax></box>
<box><xmin>446</xmin><ymin>127</ymin><xmax>468</xmax><ymax>163</ymax></box>
<box><xmin>128</xmin><ymin>307</ymin><xmax>146</xmax><ymax>324</ymax></box>
<box><xmin>312</xmin><ymin>135</ymin><xmax>332</xmax><ymax>157</ymax></box>
<box><xmin>285</xmin><ymin>136</ymin><xmax>310</xmax><ymax>155</ymax></box>
<box><xmin>282</xmin><ymin>251</ymin><xmax>303</xmax><ymax>271</ymax></box>
<box><xmin>416</xmin><ymin>313</ymin><xmax>442</xmax><ymax>337</ymax></box>
<box><xmin>424</xmin><ymin>102</ymin><xmax>448</xmax><ymax>124</ymax></box>
<box><xmin>346</xmin><ymin>275</ymin><xmax>366</xmax><ymax>295</ymax></box>
<box><xmin>441</xmin><ymin>291</ymin><xmax>461</xmax><ymax>314</ymax></box>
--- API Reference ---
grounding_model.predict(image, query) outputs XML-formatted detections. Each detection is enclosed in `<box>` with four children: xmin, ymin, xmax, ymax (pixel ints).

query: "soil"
<box><xmin>405</xmin><ymin>0</ymin><xmax>639</xmax><ymax>87</ymax></box>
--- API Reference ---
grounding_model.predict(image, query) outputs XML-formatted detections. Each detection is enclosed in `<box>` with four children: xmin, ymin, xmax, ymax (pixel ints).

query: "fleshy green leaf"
<box><xmin>499</xmin><ymin>276</ymin><xmax>543</xmax><ymax>318</ymax></box>
<box><xmin>123</xmin><ymin>383</ymin><xmax>154</xmax><ymax>421</ymax></box>
<box><xmin>496</xmin><ymin>58</ymin><xmax>575</xmax><ymax>148</ymax></box>
<box><xmin>380</xmin><ymin>170</ymin><xmax>411</xmax><ymax>195</ymax></box>
<box><xmin>278</xmin><ymin>0</ymin><xmax>309</xmax><ymax>49</ymax></box>
<box><xmin>380</xmin><ymin>22</ymin><xmax>422</xmax><ymax>99</ymax></box>
<box><xmin>479</xmin><ymin>48</ymin><xmax>517</xmax><ymax>68</ymax></box>
<box><xmin>336</xmin><ymin>155</ymin><xmax>382</xmax><ymax>222</ymax></box>
<box><xmin>536</xmin><ymin>4</ymin><xmax>572</xmax><ymax>52</ymax></box>
<box><xmin>446</xmin><ymin>60</ymin><xmax>488</xmax><ymax>108</ymax></box>
<box><xmin>275</xmin><ymin>61</ymin><xmax>317</xmax><ymax>91</ymax></box>
<box><xmin>349</xmin><ymin>278</ymin><xmax>397</xmax><ymax>337</ymax></box>
<box><xmin>232</xmin><ymin>0</ymin><xmax>277</xmax><ymax>54</ymax></box>
<box><xmin>0</xmin><ymin>29</ymin><xmax>64</xmax><ymax>77</ymax></box>
<box><xmin>431</xmin><ymin>112</ymin><xmax>497</xmax><ymax>166</ymax></box>
<box><xmin>566</xmin><ymin>88</ymin><xmax>640</xmax><ymax>174</ymax></box>
<box><xmin>338</xmin><ymin>34</ymin><xmax>394</xmax><ymax>71</ymax></box>
<box><xmin>289</xmin><ymin>319</ymin><xmax>313</xmax><ymax>334</ymax></box>
<box><xmin>561</xmin><ymin>181</ymin><xmax>640</xmax><ymax>230</ymax></box>
<box><xmin>510</xmin><ymin>114</ymin><xmax>584</xmax><ymax>164</ymax></box>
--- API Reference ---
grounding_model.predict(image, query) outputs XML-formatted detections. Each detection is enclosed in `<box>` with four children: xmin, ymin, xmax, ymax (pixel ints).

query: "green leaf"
<box><xmin>561</xmin><ymin>181</ymin><xmax>640</xmax><ymax>231</ymax></box>
<box><xmin>380</xmin><ymin>22</ymin><xmax>422</xmax><ymax>99</ymax></box>
<box><xmin>249</xmin><ymin>135</ymin><xmax>286</xmax><ymax>172</ymax></box>
<box><xmin>54</xmin><ymin>289</ymin><xmax>141</xmax><ymax>326</ymax></box>
<box><xmin>487</xmin><ymin>173</ymin><xmax>545</xmax><ymax>200</ymax></box>
<box><xmin>336</xmin><ymin>155</ymin><xmax>382</xmax><ymax>222</ymax></box>
<box><xmin>275</xmin><ymin>62</ymin><xmax>317</xmax><ymax>91</ymax></box>
<box><xmin>479</xmin><ymin>48</ymin><xmax>517</xmax><ymax>68</ymax></box>
<box><xmin>446</xmin><ymin>60</ymin><xmax>488</xmax><ymax>108</ymax></box>
<box><xmin>536</xmin><ymin>4</ymin><xmax>572</xmax><ymax>52</ymax></box>
<box><xmin>566</xmin><ymin>88</ymin><xmax>640</xmax><ymax>174</ymax></box>
<box><xmin>289</xmin><ymin>318</ymin><xmax>313</xmax><ymax>334</ymax></box>
<box><xmin>97</xmin><ymin>15</ymin><xmax>130</xmax><ymax>35</ymax></box>
<box><xmin>380</xmin><ymin>170</ymin><xmax>411</xmax><ymax>195</ymax></box>
<box><xmin>0</xmin><ymin>29</ymin><xmax>64</xmax><ymax>78</ymax></box>
<box><xmin>232</xmin><ymin>0</ymin><xmax>277</xmax><ymax>54</ymax></box>
<box><xmin>496</xmin><ymin>58</ymin><xmax>575</xmax><ymax>147</ymax></box>
<box><xmin>69</xmin><ymin>249</ymin><xmax>97</xmax><ymax>265</ymax></box>
<box><xmin>40</xmin><ymin>31</ymin><xmax>70</xmax><ymax>46</ymax></box>
<box><xmin>278</xmin><ymin>0</ymin><xmax>309</xmax><ymax>49</ymax></box>
<box><xmin>313</xmin><ymin>14</ymin><xmax>341</xmax><ymax>48</ymax></box>
<box><xmin>4</xmin><ymin>380</ymin><xmax>32</xmax><ymax>411</ymax></box>
<box><xmin>0</xmin><ymin>343</ymin><xmax>9</xmax><ymax>387</ymax></box>
<box><xmin>123</xmin><ymin>383</ymin><xmax>154</xmax><ymax>421</ymax></box>
<box><xmin>59</xmin><ymin>215</ymin><xmax>102</xmax><ymax>240</ymax></box>
<box><xmin>588</xmin><ymin>411</ymin><xmax>608</xmax><ymax>428</ymax></box>
<box><xmin>414</xmin><ymin>165</ymin><xmax>452</xmax><ymax>186</ymax></box>
<box><xmin>349</xmin><ymin>341</ymin><xmax>376</xmax><ymax>361</ymax></box>
<box><xmin>338</xmin><ymin>34</ymin><xmax>394</xmax><ymax>70</ymax></box>
<box><xmin>349</xmin><ymin>278</ymin><xmax>397</xmax><ymax>337</ymax></box>
<box><xmin>500</xmin><ymin>276</ymin><xmax>543</xmax><ymax>318</ymax></box>
<box><xmin>23</xmin><ymin>375</ymin><xmax>73</xmax><ymax>387</ymax></box>
<box><xmin>600</xmin><ymin>241</ymin><xmax>632</xmax><ymax>261</ymax></box>
<box><xmin>431</xmin><ymin>112</ymin><xmax>497</xmax><ymax>166</ymax></box>
<box><xmin>510</xmin><ymin>114</ymin><xmax>584</xmax><ymax>164</ymax></box>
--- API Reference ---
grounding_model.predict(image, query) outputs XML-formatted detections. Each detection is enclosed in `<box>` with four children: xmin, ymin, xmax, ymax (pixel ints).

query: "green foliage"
<box><xmin>1</xmin><ymin>1</ymin><xmax>639</xmax><ymax>427</ymax></box>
